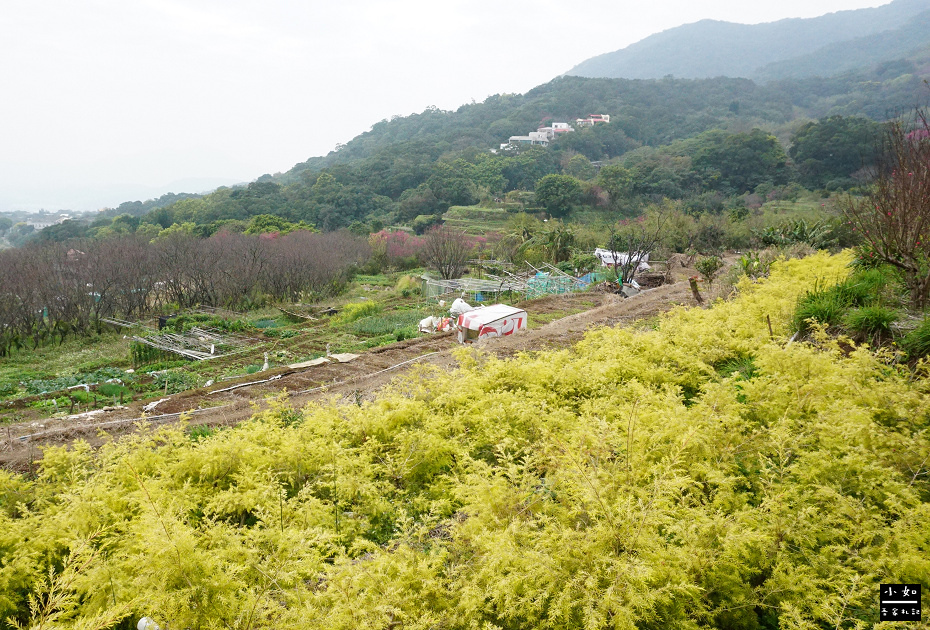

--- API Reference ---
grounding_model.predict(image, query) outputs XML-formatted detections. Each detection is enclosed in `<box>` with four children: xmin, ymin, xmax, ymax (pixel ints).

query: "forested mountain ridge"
<box><xmin>284</xmin><ymin>65</ymin><xmax>925</xmax><ymax>179</ymax></box>
<box><xmin>283</xmin><ymin>76</ymin><xmax>794</xmax><ymax>176</ymax></box>
<box><xmin>40</xmin><ymin>64</ymin><xmax>928</xmax><ymax>241</ymax></box>
<box><xmin>565</xmin><ymin>0</ymin><xmax>930</xmax><ymax>81</ymax></box>
<box><xmin>754</xmin><ymin>12</ymin><xmax>930</xmax><ymax>80</ymax></box>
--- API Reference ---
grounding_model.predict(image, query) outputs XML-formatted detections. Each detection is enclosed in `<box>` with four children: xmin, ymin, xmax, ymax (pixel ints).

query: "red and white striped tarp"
<box><xmin>456</xmin><ymin>304</ymin><xmax>527</xmax><ymax>343</ymax></box>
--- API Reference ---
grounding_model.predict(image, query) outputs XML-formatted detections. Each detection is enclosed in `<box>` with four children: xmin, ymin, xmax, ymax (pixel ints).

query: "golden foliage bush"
<box><xmin>1</xmin><ymin>251</ymin><xmax>928</xmax><ymax>629</ymax></box>
<box><xmin>334</xmin><ymin>300</ymin><xmax>383</xmax><ymax>323</ymax></box>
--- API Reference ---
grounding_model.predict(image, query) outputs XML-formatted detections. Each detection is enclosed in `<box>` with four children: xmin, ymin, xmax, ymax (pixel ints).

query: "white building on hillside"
<box><xmin>507</xmin><ymin>131</ymin><xmax>551</xmax><ymax>146</ymax></box>
<box><xmin>496</xmin><ymin>121</ymin><xmax>575</xmax><ymax>152</ymax></box>
<box><xmin>576</xmin><ymin>114</ymin><xmax>610</xmax><ymax>127</ymax></box>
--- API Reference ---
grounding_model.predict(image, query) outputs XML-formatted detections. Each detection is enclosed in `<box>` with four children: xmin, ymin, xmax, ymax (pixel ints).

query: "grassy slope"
<box><xmin>441</xmin><ymin>206</ymin><xmax>512</xmax><ymax>235</ymax></box>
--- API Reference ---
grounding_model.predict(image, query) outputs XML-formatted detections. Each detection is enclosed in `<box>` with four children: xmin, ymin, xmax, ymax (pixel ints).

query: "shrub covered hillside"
<box><xmin>1</xmin><ymin>252</ymin><xmax>928</xmax><ymax>629</ymax></box>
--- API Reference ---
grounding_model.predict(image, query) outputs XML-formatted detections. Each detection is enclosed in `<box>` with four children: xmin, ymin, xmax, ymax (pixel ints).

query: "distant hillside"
<box><xmin>287</xmin><ymin>66</ymin><xmax>927</xmax><ymax>178</ymax></box>
<box><xmin>39</xmin><ymin>63</ymin><xmax>929</xmax><ymax>241</ymax></box>
<box><xmin>97</xmin><ymin>191</ymin><xmax>204</xmax><ymax>219</ymax></box>
<box><xmin>284</xmin><ymin>76</ymin><xmax>795</xmax><ymax>178</ymax></box>
<box><xmin>755</xmin><ymin>10</ymin><xmax>930</xmax><ymax>80</ymax></box>
<box><xmin>566</xmin><ymin>0</ymin><xmax>930</xmax><ymax>81</ymax></box>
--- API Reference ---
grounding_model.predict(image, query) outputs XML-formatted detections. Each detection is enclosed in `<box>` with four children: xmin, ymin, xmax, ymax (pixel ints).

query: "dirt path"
<box><xmin>1</xmin><ymin>278</ymin><xmax>699</xmax><ymax>471</ymax></box>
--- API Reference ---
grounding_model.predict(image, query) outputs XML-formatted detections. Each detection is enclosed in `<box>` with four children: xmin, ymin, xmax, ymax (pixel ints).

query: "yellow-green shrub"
<box><xmin>1</xmin><ymin>251</ymin><xmax>927</xmax><ymax>629</ymax></box>
<box><xmin>335</xmin><ymin>300</ymin><xmax>382</xmax><ymax>323</ymax></box>
<box><xmin>395</xmin><ymin>275</ymin><xmax>421</xmax><ymax>296</ymax></box>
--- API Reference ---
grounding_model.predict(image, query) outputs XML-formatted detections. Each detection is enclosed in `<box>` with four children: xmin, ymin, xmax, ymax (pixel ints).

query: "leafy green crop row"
<box><xmin>20</xmin><ymin>368</ymin><xmax>132</xmax><ymax>396</ymax></box>
<box><xmin>1</xmin><ymin>252</ymin><xmax>927</xmax><ymax>629</ymax></box>
<box><xmin>349</xmin><ymin>309</ymin><xmax>427</xmax><ymax>336</ymax></box>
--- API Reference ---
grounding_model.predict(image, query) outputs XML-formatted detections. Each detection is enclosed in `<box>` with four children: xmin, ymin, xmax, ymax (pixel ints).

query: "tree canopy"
<box><xmin>789</xmin><ymin>115</ymin><xmax>883</xmax><ymax>189</ymax></box>
<box><xmin>534</xmin><ymin>174</ymin><xmax>583</xmax><ymax>218</ymax></box>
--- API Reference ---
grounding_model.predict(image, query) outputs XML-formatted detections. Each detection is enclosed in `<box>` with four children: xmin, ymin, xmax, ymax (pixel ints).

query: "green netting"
<box><xmin>525</xmin><ymin>273</ymin><xmax>578</xmax><ymax>299</ymax></box>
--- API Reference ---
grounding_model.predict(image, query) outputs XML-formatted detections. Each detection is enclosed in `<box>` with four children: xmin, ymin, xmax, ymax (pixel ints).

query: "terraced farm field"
<box><xmin>441</xmin><ymin>205</ymin><xmax>513</xmax><ymax>234</ymax></box>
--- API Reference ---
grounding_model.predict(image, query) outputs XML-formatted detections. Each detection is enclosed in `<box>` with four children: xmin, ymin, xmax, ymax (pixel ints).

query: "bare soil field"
<box><xmin>1</xmin><ymin>268</ymin><xmax>703</xmax><ymax>471</ymax></box>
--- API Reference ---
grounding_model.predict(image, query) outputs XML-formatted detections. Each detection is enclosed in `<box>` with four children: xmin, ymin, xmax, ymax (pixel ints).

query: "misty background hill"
<box><xmin>566</xmin><ymin>0</ymin><xmax>930</xmax><ymax>81</ymax></box>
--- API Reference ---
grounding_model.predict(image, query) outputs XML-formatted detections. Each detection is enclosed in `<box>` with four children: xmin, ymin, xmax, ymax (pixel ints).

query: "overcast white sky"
<box><xmin>0</xmin><ymin>0</ymin><xmax>890</xmax><ymax>212</ymax></box>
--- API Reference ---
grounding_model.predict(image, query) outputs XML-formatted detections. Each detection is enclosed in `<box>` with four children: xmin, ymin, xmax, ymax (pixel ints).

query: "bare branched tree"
<box><xmin>422</xmin><ymin>226</ymin><xmax>471</xmax><ymax>280</ymax></box>
<box><xmin>842</xmin><ymin>108</ymin><xmax>930</xmax><ymax>308</ymax></box>
<box><xmin>0</xmin><ymin>230</ymin><xmax>371</xmax><ymax>354</ymax></box>
<box><xmin>605</xmin><ymin>209</ymin><xmax>669</xmax><ymax>283</ymax></box>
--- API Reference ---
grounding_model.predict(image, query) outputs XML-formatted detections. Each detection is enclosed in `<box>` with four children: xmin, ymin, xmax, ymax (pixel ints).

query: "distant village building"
<box><xmin>507</xmin><ymin>130</ymin><xmax>553</xmax><ymax>147</ymax></box>
<box><xmin>495</xmin><ymin>118</ymin><xmax>599</xmax><ymax>152</ymax></box>
<box><xmin>501</xmin><ymin>121</ymin><xmax>576</xmax><ymax>151</ymax></box>
<box><xmin>575</xmin><ymin>114</ymin><xmax>610</xmax><ymax>127</ymax></box>
<box><xmin>27</xmin><ymin>214</ymin><xmax>71</xmax><ymax>230</ymax></box>
<box><xmin>534</xmin><ymin>122</ymin><xmax>574</xmax><ymax>141</ymax></box>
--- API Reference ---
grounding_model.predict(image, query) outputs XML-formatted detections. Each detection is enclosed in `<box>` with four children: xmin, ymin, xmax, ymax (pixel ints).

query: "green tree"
<box><xmin>596</xmin><ymin>163</ymin><xmax>633</xmax><ymax>209</ymax></box>
<box><xmin>244</xmin><ymin>214</ymin><xmax>315</xmax><ymax>235</ymax></box>
<box><xmin>135</xmin><ymin>222</ymin><xmax>163</xmax><ymax>241</ymax></box>
<box><xmin>789</xmin><ymin>116</ymin><xmax>883</xmax><ymax>189</ymax></box>
<box><xmin>564</xmin><ymin>154</ymin><xmax>596</xmax><ymax>180</ymax></box>
<box><xmin>534</xmin><ymin>174</ymin><xmax>583</xmax><ymax>218</ymax></box>
<box><xmin>168</xmin><ymin>197</ymin><xmax>211</xmax><ymax>224</ymax></box>
<box><xmin>500</xmin><ymin>146</ymin><xmax>560</xmax><ymax>191</ymax></box>
<box><xmin>695</xmin><ymin>255</ymin><xmax>724</xmax><ymax>283</ymax></box>
<box><xmin>153</xmin><ymin>222</ymin><xmax>197</xmax><ymax>241</ymax></box>
<box><xmin>692</xmin><ymin>129</ymin><xmax>789</xmax><ymax>194</ymax></box>
<box><xmin>538</xmin><ymin>222</ymin><xmax>575</xmax><ymax>263</ymax></box>
<box><xmin>411</xmin><ymin>214</ymin><xmax>444</xmax><ymax>235</ymax></box>
<box><xmin>427</xmin><ymin>162</ymin><xmax>478</xmax><ymax>209</ymax></box>
<box><xmin>554</xmin><ymin>128</ymin><xmax>606</xmax><ymax>160</ymax></box>
<box><xmin>398</xmin><ymin>184</ymin><xmax>441</xmax><ymax>222</ymax></box>
<box><xmin>465</xmin><ymin>153</ymin><xmax>508</xmax><ymax>193</ymax></box>
<box><xmin>32</xmin><ymin>220</ymin><xmax>88</xmax><ymax>243</ymax></box>
<box><xmin>622</xmin><ymin>148</ymin><xmax>700</xmax><ymax>198</ymax></box>
<box><xmin>110</xmin><ymin>214</ymin><xmax>140</xmax><ymax>233</ymax></box>
<box><xmin>310</xmin><ymin>172</ymin><xmax>343</xmax><ymax>205</ymax></box>
<box><xmin>8</xmin><ymin>222</ymin><xmax>35</xmax><ymax>246</ymax></box>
